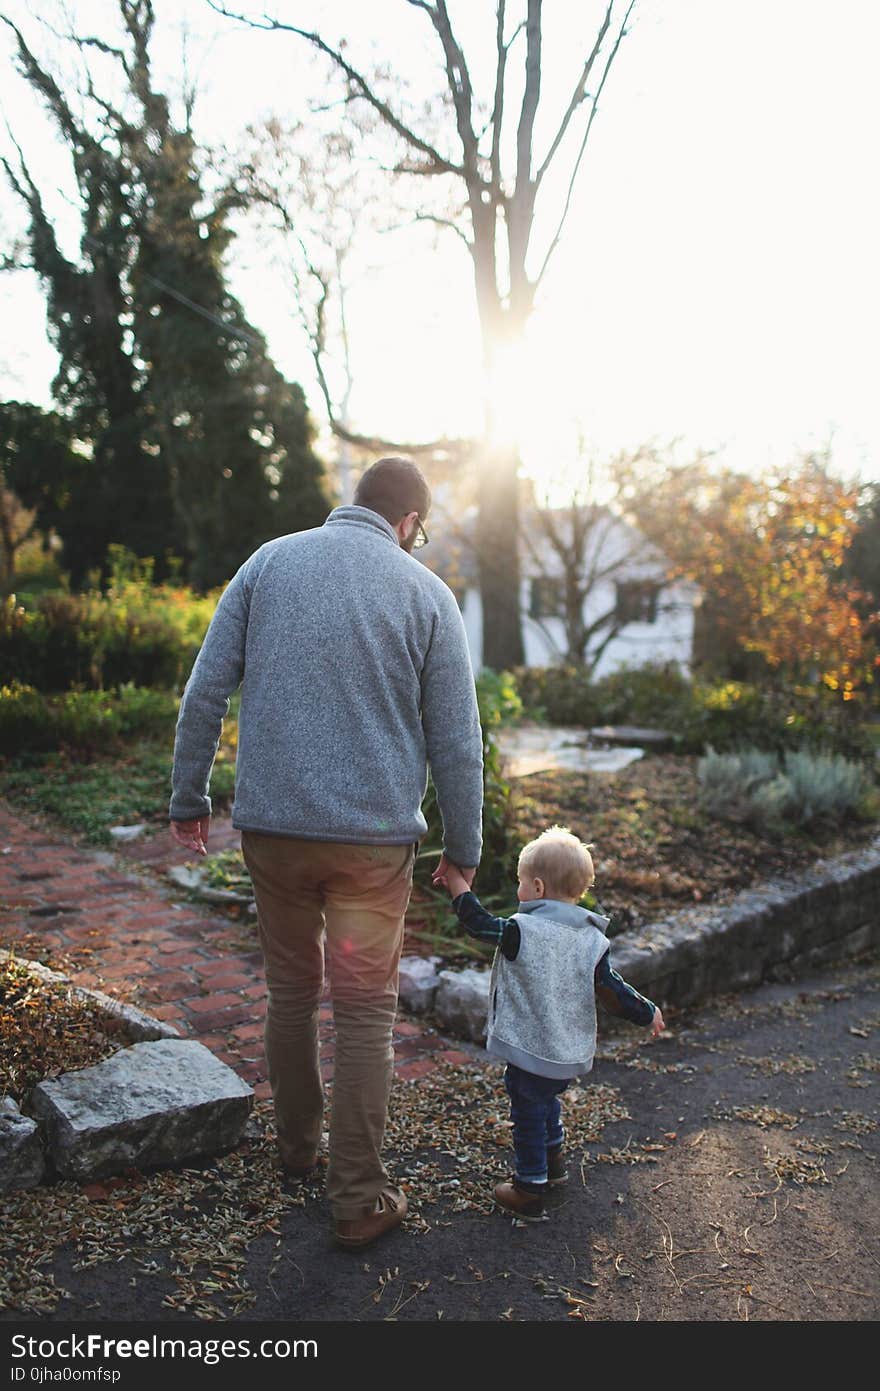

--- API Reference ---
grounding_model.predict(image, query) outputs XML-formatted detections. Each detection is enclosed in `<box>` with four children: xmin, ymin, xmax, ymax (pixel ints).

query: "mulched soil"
<box><xmin>0</xmin><ymin>955</ymin><xmax>127</xmax><ymax>1103</ymax></box>
<box><xmin>509</xmin><ymin>753</ymin><xmax>878</xmax><ymax>931</ymax></box>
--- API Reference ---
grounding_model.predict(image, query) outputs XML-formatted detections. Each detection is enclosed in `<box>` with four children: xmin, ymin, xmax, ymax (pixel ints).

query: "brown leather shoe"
<box><xmin>494</xmin><ymin>1179</ymin><xmax>545</xmax><ymax>1220</ymax></box>
<box><xmin>335</xmin><ymin>1186</ymin><xmax>408</xmax><ymax>1250</ymax></box>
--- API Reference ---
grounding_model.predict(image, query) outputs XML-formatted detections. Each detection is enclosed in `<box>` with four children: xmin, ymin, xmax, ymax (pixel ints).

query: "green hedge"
<box><xmin>1</xmin><ymin>553</ymin><xmax>218</xmax><ymax>693</ymax></box>
<box><xmin>0</xmin><ymin>682</ymin><xmax>178</xmax><ymax>755</ymax></box>
<box><xmin>512</xmin><ymin>662</ymin><xmax>872</xmax><ymax>758</ymax></box>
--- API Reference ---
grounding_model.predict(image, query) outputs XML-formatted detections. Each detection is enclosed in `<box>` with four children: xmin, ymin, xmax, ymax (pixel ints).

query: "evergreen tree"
<box><xmin>2</xmin><ymin>1</ymin><xmax>330</xmax><ymax>587</ymax></box>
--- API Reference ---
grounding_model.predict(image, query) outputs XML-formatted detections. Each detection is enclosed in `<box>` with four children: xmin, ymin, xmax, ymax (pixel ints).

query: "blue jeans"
<box><xmin>504</xmin><ymin>1063</ymin><xmax>572</xmax><ymax>1186</ymax></box>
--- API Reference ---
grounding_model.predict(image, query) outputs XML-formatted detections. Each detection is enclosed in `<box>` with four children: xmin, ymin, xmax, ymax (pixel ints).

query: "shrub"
<box><xmin>413</xmin><ymin>670</ymin><xmax>521</xmax><ymax>900</ymax></box>
<box><xmin>513</xmin><ymin>661</ymin><xmax>695</xmax><ymax>730</ymax></box>
<box><xmin>1</xmin><ymin>549</ymin><xmax>218</xmax><ymax>693</ymax></box>
<box><xmin>0</xmin><ymin>681</ymin><xmax>50</xmax><ymax>753</ymax></box>
<box><xmin>0</xmin><ymin>681</ymin><xmax>178</xmax><ymax>756</ymax></box>
<box><xmin>511</xmin><ymin>662</ymin><xmax>873</xmax><ymax>759</ymax></box>
<box><xmin>475</xmin><ymin>667</ymin><xmax>524</xmax><ymax>729</ymax></box>
<box><xmin>512</xmin><ymin>664</ymin><xmax>600</xmax><ymax>726</ymax></box>
<box><xmin>697</xmin><ymin>746</ymin><xmax>871</xmax><ymax>832</ymax></box>
<box><xmin>782</xmin><ymin>750</ymin><xmax>870</xmax><ymax>822</ymax></box>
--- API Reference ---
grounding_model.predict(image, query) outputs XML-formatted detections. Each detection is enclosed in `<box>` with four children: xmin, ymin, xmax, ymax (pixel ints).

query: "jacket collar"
<box><xmin>323</xmin><ymin>505</ymin><xmax>399</xmax><ymax>545</ymax></box>
<box><xmin>517</xmin><ymin>898</ymin><xmax>610</xmax><ymax>932</ymax></box>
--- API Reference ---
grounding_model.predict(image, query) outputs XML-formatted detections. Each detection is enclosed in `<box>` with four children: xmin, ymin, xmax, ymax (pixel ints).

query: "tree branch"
<box><xmin>534</xmin><ymin>1</ymin><xmax>614</xmax><ymax>188</ymax></box>
<box><xmin>206</xmin><ymin>1</ymin><xmax>466</xmax><ymax>177</ymax></box>
<box><xmin>515</xmin><ymin>0</ymin><xmax>542</xmax><ymax>197</ymax></box>
<box><xmin>535</xmin><ymin>0</ymin><xmax>636</xmax><ymax>288</ymax></box>
<box><xmin>1</xmin><ymin>14</ymin><xmax>93</xmax><ymax>154</ymax></box>
<box><xmin>379</xmin><ymin>211</ymin><xmax>472</xmax><ymax>252</ymax></box>
<box><xmin>421</xmin><ymin>0</ymin><xmax>481</xmax><ymax>177</ymax></box>
<box><xmin>489</xmin><ymin>1</ymin><xmax>508</xmax><ymax>198</ymax></box>
<box><xmin>583</xmin><ymin>609</ymin><xmax>626</xmax><ymax>674</ymax></box>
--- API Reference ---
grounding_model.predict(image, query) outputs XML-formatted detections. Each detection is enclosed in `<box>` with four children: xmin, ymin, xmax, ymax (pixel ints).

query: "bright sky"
<box><xmin>1</xmin><ymin>0</ymin><xmax>878</xmax><ymax>490</ymax></box>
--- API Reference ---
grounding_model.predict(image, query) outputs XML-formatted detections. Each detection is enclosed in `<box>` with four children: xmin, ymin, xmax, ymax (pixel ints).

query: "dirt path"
<box><xmin>2</xmin><ymin>872</ymin><xmax>877</xmax><ymax>1320</ymax></box>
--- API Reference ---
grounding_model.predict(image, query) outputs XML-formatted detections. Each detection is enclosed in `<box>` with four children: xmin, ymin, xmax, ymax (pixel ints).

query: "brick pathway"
<box><xmin>0</xmin><ymin>805</ymin><xmax>475</xmax><ymax>1097</ymax></box>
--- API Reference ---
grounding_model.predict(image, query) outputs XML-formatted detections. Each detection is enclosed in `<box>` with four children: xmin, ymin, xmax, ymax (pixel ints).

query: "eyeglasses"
<box><xmin>412</xmin><ymin>517</ymin><xmax>429</xmax><ymax>549</ymax></box>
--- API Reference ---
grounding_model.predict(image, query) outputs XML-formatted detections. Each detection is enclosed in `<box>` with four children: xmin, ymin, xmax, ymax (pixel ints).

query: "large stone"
<box><xmin>398</xmin><ymin>955</ymin><xmax>443</xmax><ymax>1014</ymax></box>
<box><xmin>435</xmin><ymin>967</ymin><xmax>491</xmax><ymax>1042</ymax></box>
<box><xmin>167</xmin><ymin>863</ymin><xmax>252</xmax><ymax>905</ymax></box>
<box><xmin>0</xmin><ymin>1096</ymin><xmax>45</xmax><ymax>1193</ymax></box>
<box><xmin>29</xmin><ymin>1039</ymin><xmax>253</xmax><ymax>1181</ymax></box>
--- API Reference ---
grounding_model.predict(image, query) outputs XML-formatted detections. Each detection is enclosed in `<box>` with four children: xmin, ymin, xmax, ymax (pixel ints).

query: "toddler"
<box><xmin>439</xmin><ymin>826</ymin><xmax>664</xmax><ymax>1219</ymax></box>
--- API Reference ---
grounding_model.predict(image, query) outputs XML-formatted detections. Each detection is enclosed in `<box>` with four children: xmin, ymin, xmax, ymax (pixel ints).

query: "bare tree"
<box><xmin>209</xmin><ymin>0</ymin><xmax>638</xmax><ymax>667</ymax></box>
<box><xmin>521</xmin><ymin>452</ymin><xmax>678</xmax><ymax>674</ymax></box>
<box><xmin>236</xmin><ymin>115</ymin><xmax>384</xmax><ymax>499</ymax></box>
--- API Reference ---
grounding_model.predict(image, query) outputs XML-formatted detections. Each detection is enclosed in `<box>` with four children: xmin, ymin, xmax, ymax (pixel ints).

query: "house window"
<box><xmin>615</xmin><ymin>580</ymin><xmax>659</xmax><ymax>624</ymax></box>
<box><xmin>530</xmin><ymin>578</ymin><xmax>563</xmax><ymax>620</ymax></box>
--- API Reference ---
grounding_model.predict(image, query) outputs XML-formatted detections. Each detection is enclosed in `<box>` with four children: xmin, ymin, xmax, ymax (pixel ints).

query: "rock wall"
<box><xmin>408</xmin><ymin>838</ymin><xmax>880</xmax><ymax>1040</ymax></box>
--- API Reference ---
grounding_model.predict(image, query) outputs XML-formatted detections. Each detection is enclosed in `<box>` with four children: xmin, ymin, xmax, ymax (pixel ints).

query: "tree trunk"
<box><xmin>478</xmin><ymin>444</ymin><xmax>525</xmax><ymax>669</ymax></box>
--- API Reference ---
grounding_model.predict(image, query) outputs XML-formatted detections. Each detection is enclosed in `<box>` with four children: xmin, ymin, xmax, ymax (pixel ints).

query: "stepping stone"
<box><xmin>0</xmin><ymin>1096</ymin><xmax>45</xmax><ymax>1193</ymax></box>
<box><xmin>398</xmin><ymin>955</ymin><xmax>443</xmax><ymax>1013</ymax></box>
<box><xmin>590</xmin><ymin>724</ymin><xmax>675</xmax><ymax>749</ymax></box>
<box><xmin>29</xmin><ymin>1039</ymin><xmax>253</xmax><ymax>1182</ymax></box>
<box><xmin>109</xmin><ymin>824</ymin><xmax>148</xmax><ymax>842</ymax></box>
<box><xmin>496</xmin><ymin>723</ymin><xmax>647</xmax><ymax>777</ymax></box>
<box><xmin>435</xmin><ymin>967</ymin><xmax>490</xmax><ymax>1042</ymax></box>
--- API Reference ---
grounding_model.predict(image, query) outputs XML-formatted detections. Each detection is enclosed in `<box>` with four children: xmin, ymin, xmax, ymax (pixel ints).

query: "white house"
<box><xmin>421</xmin><ymin>503</ymin><xmax>698</xmax><ymax>676</ymax></box>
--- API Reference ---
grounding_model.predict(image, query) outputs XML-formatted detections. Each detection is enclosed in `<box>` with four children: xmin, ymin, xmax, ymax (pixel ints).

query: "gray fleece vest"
<box><xmin>486</xmin><ymin>900</ymin><xmax>611</xmax><ymax>1079</ymax></box>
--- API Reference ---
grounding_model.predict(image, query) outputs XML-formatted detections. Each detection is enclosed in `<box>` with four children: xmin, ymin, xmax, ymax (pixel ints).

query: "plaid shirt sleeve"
<box><xmin>451</xmin><ymin>891</ymin><xmax>520</xmax><ymax>960</ymax></box>
<box><xmin>595</xmin><ymin>950</ymin><xmax>656</xmax><ymax>1025</ymax></box>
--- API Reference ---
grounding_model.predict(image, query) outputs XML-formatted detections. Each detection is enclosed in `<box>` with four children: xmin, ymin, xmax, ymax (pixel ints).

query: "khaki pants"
<box><xmin>241</xmin><ymin>833</ymin><xmax>415</xmax><ymax>1219</ymax></box>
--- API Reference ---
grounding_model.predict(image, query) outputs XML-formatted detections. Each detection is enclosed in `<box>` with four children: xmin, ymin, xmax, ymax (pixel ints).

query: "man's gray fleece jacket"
<box><xmin>170</xmin><ymin>506</ymin><xmax>484</xmax><ymax>866</ymax></box>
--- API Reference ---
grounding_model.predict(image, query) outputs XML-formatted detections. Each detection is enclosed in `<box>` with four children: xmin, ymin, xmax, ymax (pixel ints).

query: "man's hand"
<box><xmin>170</xmin><ymin>816</ymin><xmax>210</xmax><ymax>857</ymax></box>
<box><xmin>649</xmin><ymin>1006</ymin><xmax>665</xmax><ymax>1039</ymax></box>
<box><xmin>432</xmin><ymin>854</ymin><xmax>476</xmax><ymax>896</ymax></box>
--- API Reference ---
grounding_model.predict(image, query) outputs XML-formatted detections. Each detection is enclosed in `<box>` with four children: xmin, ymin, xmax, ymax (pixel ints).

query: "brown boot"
<box><xmin>335</xmin><ymin>1186</ymin><xmax>408</xmax><ymax>1250</ymax></box>
<box><xmin>494</xmin><ymin>1179</ymin><xmax>545</xmax><ymax>1220</ymax></box>
<box><xmin>547</xmin><ymin>1147</ymin><xmax>569</xmax><ymax>1186</ymax></box>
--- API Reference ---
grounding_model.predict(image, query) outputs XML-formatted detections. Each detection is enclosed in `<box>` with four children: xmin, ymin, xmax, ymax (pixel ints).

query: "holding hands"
<box><xmin>432</xmin><ymin>853</ymin><xmax>476</xmax><ymax>899</ymax></box>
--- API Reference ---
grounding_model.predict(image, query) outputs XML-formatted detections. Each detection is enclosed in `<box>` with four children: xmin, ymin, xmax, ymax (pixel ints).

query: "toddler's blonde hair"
<box><xmin>517</xmin><ymin>825</ymin><xmax>595</xmax><ymax>900</ymax></box>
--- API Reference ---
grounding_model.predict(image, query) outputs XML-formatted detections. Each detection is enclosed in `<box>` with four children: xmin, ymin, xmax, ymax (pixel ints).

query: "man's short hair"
<box><xmin>353</xmin><ymin>456</ymin><xmax>431</xmax><ymax>525</ymax></box>
<box><xmin>518</xmin><ymin>825</ymin><xmax>595</xmax><ymax>900</ymax></box>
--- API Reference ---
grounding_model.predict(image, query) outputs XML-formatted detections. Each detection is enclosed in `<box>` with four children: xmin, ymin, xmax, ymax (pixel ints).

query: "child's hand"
<box><xmin>432</xmin><ymin>855</ymin><xmax>475</xmax><ymax>898</ymax></box>
<box><xmin>649</xmin><ymin>1006</ymin><xmax>665</xmax><ymax>1038</ymax></box>
<box><xmin>445</xmin><ymin>866</ymin><xmax>471</xmax><ymax>898</ymax></box>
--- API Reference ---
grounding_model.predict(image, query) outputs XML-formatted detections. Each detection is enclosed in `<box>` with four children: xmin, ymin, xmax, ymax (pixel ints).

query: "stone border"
<box><xmin>0</xmin><ymin>948</ymin><xmax>180</xmax><ymax>1042</ymax></box>
<box><xmin>401</xmin><ymin>836</ymin><xmax>880</xmax><ymax>1040</ymax></box>
<box><xmin>1</xmin><ymin>956</ymin><xmax>254</xmax><ymax>1193</ymax></box>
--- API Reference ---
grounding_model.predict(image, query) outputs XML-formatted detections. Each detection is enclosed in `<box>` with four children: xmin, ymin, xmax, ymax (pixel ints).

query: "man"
<box><xmin>169</xmin><ymin>457</ymin><xmax>483</xmax><ymax>1249</ymax></box>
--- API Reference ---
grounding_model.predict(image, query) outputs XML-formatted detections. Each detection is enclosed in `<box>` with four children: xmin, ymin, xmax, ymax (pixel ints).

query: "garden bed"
<box><xmin>505</xmin><ymin>753</ymin><xmax>878</xmax><ymax>933</ymax></box>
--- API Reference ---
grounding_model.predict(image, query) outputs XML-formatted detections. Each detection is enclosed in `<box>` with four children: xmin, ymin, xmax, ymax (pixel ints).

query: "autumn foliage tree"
<box><xmin>618</xmin><ymin>452</ymin><xmax>877</xmax><ymax>697</ymax></box>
